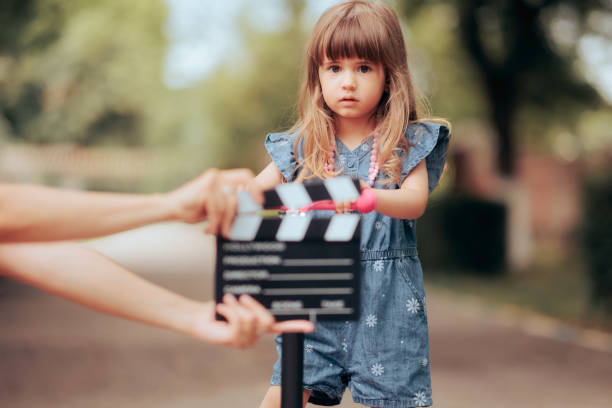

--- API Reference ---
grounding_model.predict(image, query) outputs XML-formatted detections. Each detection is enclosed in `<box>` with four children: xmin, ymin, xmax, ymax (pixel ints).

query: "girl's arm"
<box><xmin>0</xmin><ymin>242</ymin><xmax>313</xmax><ymax>347</ymax></box>
<box><xmin>256</xmin><ymin>160</ymin><xmax>428</xmax><ymax>219</ymax></box>
<box><xmin>255</xmin><ymin>162</ymin><xmax>284</xmax><ymax>190</ymax></box>
<box><xmin>370</xmin><ymin>160</ymin><xmax>429</xmax><ymax>219</ymax></box>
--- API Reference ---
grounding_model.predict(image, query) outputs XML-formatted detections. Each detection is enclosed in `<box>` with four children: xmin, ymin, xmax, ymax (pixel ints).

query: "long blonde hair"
<box><xmin>291</xmin><ymin>0</ymin><xmax>437</xmax><ymax>184</ymax></box>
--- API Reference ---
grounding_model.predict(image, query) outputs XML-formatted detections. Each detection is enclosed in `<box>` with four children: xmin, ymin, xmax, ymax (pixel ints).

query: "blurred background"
<box><xmin>1</xmin><ymin>0</ymin><xmax>611</xmax><ymax>407</ymax></box>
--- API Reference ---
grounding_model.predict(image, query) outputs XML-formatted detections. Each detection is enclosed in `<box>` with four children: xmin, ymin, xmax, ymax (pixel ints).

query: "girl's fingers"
<box><xmin>335</xmin><ymin>201</ymin><xmax>350</xmax><ymax>214</ymax></box>
<box><xmin>335</xmin><ymin>200</ymin><xmax>348</xmax><ymax>214</ymax></box>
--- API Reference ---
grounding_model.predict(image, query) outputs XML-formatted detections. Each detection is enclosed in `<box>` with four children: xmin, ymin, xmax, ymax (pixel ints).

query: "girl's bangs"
<box><xmin>316</xmin><ymin>14</ymin><xmax>384</xmax><ymax>64</ymax></box>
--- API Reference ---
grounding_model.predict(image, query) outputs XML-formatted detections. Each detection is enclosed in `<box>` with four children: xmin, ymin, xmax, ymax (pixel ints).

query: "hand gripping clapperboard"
<box><xmin>215</xmin><ymin>176</ymin><xmax>375</xmax><ymax>408</ymax></box>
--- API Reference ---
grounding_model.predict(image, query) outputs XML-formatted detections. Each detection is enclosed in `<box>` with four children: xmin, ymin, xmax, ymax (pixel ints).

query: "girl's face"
<box><xmin>318</xmin><ymin>57</ymin><xmax>386</xmax><ymax>126</ymax></box>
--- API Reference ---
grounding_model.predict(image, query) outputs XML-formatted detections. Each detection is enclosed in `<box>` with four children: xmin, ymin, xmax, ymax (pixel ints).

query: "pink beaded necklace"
<box><xmin>325</xmin><ymin>133</ymin><xmax>380</xmax><ymax>186</ymax></box>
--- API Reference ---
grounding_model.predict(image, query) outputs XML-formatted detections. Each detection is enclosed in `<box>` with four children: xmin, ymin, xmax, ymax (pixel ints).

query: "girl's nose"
<box><xmin>341</xmin><ymin>72</ymin><xmax>356</xmax><ymax>90</ymax></box>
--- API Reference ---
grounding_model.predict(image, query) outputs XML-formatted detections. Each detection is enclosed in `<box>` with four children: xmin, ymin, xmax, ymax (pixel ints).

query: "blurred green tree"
<box><xmin>0</xmin><ymin>0</ymin><xmax>170</xmax><ymax>146</ymax></box>
<box><xmin>191</xmin><ymin>0</ymin><xmax>307</xmax><ymax>170</ymax></box>
<box><xmin>399</xmin><ymin>0</ymin><xmax>608</xmax><ymax>176</ymax></box>
<box><xmin>0</xmin><ymin>0</ymin><xmax>63</xmax><ymax>54</ymax></box>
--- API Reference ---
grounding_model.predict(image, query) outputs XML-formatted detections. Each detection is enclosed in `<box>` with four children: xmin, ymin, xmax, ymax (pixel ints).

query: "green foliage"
<box><xmin>419</xmin><ymin>195</ymin><xmax>507</xmax><ymax>273</ymax></box>
<box><xmin>398</xmin><ymin>0</ymin><xmax>608</xmax><ymax>175</ymax></box>
<box><xmin>0</xmin><ymin>0</ymin><xmax>63</xmax><ymax>54</ymax></box>
<box><xmin>0</xmin><ymin>0</ymin><xmax>171</xmax><ymax>147</ymax></box>
<box><xmin>1</xmin><ymin>0</ymin><xmax>610</xmax><ymax>183</ymax></box>
<box><xmin>581</xmin><ymin>175</ymin><xmax>612</xmax><ymax>313</ymax></box>
<box><xmin>192</xmin><ymin>5</ymin><xmax>306</xmax><ymax>169</ymax></box>
<box><xmin>401</xmin><ymin>3</ymin><xmax>489</xmax><ymax>123</ymax></box>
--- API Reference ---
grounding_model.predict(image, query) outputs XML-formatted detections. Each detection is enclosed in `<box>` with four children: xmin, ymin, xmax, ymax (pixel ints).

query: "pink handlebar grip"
<box><xmin>298</xmin><ymin>188</ymin><xmax>377</xmax><ymax>213</ymax></box>
<box><xmin>352</xmin><ymin>188</ymin><xmax>377</xmax><ymax>213</ymax></box>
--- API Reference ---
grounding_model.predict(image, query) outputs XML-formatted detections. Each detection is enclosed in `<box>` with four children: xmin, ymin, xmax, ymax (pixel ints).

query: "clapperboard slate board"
<box><xmin>215</xmin><ymin>177</ymin><xmax>361</xmax><ymax>321</ymax></box>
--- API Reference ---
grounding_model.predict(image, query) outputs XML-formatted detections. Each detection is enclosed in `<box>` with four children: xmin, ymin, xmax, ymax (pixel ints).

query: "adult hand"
<box><xmin>166</xmin><ymin>168</ymin><xmax>263</xmax><ymax>236</ymax></box>
<box><xmin>190</xmin><ymin>294</ymin><xmax>314</xmax><ymax>348</ymax></box>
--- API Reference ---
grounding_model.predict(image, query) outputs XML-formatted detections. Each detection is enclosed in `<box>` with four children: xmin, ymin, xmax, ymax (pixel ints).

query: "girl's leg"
<box><xmin>258</xmin><ymin>386</ymin><xmax>312</xmax><ymax>408</ymax></box>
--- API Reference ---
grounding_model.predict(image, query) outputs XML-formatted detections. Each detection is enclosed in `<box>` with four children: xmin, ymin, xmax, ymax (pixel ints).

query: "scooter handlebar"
<box><xmin>300</xmin><ymin>188</ymin><xmax>377</xmax><ymax>213</ymax></box>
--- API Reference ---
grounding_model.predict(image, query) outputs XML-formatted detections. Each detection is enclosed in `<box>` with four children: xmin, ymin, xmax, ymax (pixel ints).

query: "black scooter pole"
<box><xmin>281</xmin><ymin>332</ymin><xmax>304</xmax><ymax>408</ymax></box>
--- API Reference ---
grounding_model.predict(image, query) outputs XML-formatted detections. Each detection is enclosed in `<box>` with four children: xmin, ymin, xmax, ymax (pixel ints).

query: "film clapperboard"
<box><xmin>215</xmin><ymin>176</ymin><xmax>375</xmax><ymax>408</ymax></box>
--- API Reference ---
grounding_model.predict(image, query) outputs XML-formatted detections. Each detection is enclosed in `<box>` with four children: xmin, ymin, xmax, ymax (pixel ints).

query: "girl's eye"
<box><xmin>358</xmin><ymin>65</ymin><xmax>371</xmax><ymax>73</ymax></box>
<box><xmin>329</xmin><ymin>65</ymin><xmax>340</xmax><ymax>73</ymax></box>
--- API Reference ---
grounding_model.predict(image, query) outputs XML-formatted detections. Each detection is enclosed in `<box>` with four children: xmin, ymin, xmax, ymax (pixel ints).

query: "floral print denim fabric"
<box><xmin>264</xmin><ymin>122</ymin><xmax>450</xmax><ymax>408</ymax></box>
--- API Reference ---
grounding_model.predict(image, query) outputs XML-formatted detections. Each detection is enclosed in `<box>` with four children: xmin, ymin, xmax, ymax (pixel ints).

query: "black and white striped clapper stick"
<box><xmin>215</xmin><ymin>176</ymin><xmax>362</xmax><ymax>322</ymax></box>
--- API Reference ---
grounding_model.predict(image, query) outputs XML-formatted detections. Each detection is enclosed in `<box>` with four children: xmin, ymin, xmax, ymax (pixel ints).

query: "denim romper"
<box><xmin>265</xmin><ymin>122</ymin><xmax>450</xmax><ymax>408</ymax></box>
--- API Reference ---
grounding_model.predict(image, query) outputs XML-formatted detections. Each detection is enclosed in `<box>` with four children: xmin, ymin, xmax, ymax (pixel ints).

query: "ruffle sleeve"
<box><xmin>400</xmin><ymin>121</ymin><xmax>451</xmax><ymax>193</ymax></box>
<box><xmin>264</xmin><ymin>131</ymin><xmax>301</xmax><ymax>182</ymax></box>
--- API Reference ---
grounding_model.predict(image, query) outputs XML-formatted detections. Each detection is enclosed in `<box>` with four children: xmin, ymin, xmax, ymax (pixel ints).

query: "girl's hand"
<box><xmin>335</xmin><ymin>180</ymin><xmax>372</xmax><ymax>214</ymax></box>
<box><xmin>335</xmin><ymin>201</ymin><xmax>352</xmax><ymax>214</ymax></box>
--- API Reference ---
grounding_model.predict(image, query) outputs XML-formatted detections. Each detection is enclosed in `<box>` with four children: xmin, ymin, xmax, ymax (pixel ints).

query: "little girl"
<box><xmin>255</xmin><ymin>1</ymin><xmax>450</xmax><ymax>407</ymax></box>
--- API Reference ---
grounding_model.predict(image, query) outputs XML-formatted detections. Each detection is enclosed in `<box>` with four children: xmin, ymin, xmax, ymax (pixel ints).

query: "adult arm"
<box><xmin>0</xmin><ymin>168</ymin><xmax>262</xmax><ymax>243</ymax></box>
<box><xmin>0</xmin><ymin>242</ymin><xmax>313</xmax><ymax>347</ymax></box>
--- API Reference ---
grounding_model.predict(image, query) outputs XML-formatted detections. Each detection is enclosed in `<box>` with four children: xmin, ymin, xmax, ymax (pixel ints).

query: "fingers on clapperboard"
<box><xmin>230</xmin><ymin>176</ymin><xmax>362</xmax><ymax>242</ymax></box>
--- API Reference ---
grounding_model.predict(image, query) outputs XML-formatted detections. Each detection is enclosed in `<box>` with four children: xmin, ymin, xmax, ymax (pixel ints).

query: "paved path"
<box><xmin>1</xmin><ymin>224</ymin><xmax>611</xmax><ymax>407</ymax></box>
